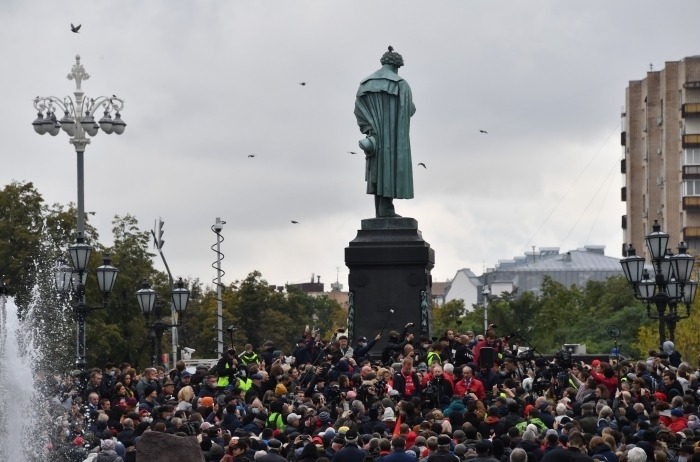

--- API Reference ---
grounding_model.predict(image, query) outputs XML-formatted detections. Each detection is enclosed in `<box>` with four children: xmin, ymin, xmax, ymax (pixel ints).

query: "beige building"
<box><xmin>622</xmin><ymin>56</ymin><xmax>700</xmax><ymax>259</ymax></box>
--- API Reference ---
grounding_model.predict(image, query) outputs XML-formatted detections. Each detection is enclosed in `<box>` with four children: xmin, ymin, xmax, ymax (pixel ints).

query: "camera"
<box><xmin>183</xmin><ymin>347</ymin><xmax>195</xmax><ymax>354</ymax></box>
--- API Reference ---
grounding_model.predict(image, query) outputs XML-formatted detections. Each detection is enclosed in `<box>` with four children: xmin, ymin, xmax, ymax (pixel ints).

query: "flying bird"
<box><xmin>71</xmin><ymin>23</ymin><xmax>81</xmax><ymax>33</ymax></box>
<box><xmin>479</xmin><ymin>129</ymin><xmax>488</xmax><ymax>134</ymax></box>
<box><xmin>417</xmin><ymin>162</ymin><xmax>426</xmax><ymax>168</ymax></box>
<box><xmin>299</xmin><ymin>82</ymin><xmax>306</xmax><ymax>86</ymax></box>
<box><xmin>291</xmin><ymin>220</ymin><xmax>299</xmax><ymax>224</ymax></box>
<box><xmin>348</xmin><ymin>151</ymin><xmax>358</xmax><ymax>155</ymax></box>
<box><xmin>248</xmin><ymin>154</ymin><xmax>255</xmax><ymax>158</ymax></box>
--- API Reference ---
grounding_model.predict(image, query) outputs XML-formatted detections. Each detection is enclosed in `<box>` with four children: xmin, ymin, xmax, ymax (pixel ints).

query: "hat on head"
<box><xmin>359</xmin><ymin>336</ymin><xmax>368</xmax><ymax>343</ymax></box>
<box><xmin>101</xmin><ymin>439</ymin><xmax>115</xmax><ymax>451</ymax></box>
<box><xmin>338</xmin><ymin>333</ymin><xmax>348</xmax><ymax>340</ymax></box>
<box><xmin>267</xmin><ymin>439</ymin><xmax>282</xmax><ymax>449</ymax></box>
<box><xmin>672</xmin><ymin>408</ymin><xmax>684</xmax><ymax>417</ymax></box>
<box><xmin>318</xmin><ymin>411</ymin><xmax>331</xmax><ymax>423</ymax></box>
<box><xmin>437</xmin><ymin>435</ymin><xmax>451</xmax><ymax>447</ymax></box>
<box><xmin>251</xmin><ymin>373</ymin><xmax>263</xmax><ymax>380</ymax></box>
<box><xmin>287</xmin><ymin>413</ymin><xmax>301</xmax><ymax>423</ymax></box>
<box><xmin>126</xmin><ymin>397</ymin><xmax>138</xmax><ymax>406</ymax></box>
<box><xmin>201</xmin><ymin>422</ymin><xmax>213</xmax><ymax>431</ymax></box>
<box><xmin>338</xmin><ymin>426</ymin><xmax>349</xmax><ymax>435</ymax></box>
<box><xmin>344</xmin><ymin>429</ymin><xmax>358</xmax><ymax>441</ymax></box>
<box><xmin>312</xmin><ymin>436</ymin><xmax>323</xmax><ymax>445</ymax></box>
<box><xmin>144</xmin><ymin>385</ymin><xmax>156</xmax><ymax>396</ymax></box>
<box><xmin>275</xmin><ymin>383</ymin><xmax>287</xmax><ymax>396</ymax></box>
<box><xmin>591</xmin><ymin>359</ymin><xmax>600</xmax><ymax>367</ymax></box>
<box><xmin>417</xmin><ymin>363</ymin><xmax>428</xmax><ymax>372</ymax></box>
<box><xmin>163</xmin><ymin>378</ymin><xmax>175</xmax><ymax>387</ymax></box>
<box><xmin>539</xmin><ymin>402</ymin><xmax>551</xmax><ymax>413</ymax></box>
<box><xmin>180</xmin><ymin>371</ymin><xmax>191</xmax><ymax>378</ymax></box>
<box><xmin>200</xmin><ymin>396</ymin><xmax>214</xmax><ymax>407</ymax></box>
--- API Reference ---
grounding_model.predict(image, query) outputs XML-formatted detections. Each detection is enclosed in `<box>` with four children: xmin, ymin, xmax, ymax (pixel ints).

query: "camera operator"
<box><xmin>356</xmin><ymin>380</ymin><xmax>381</xmax><ymax>408</ymax></box>
<box><xmin>421</xmin><ymin>363</ymin><xmax>454</xmax><ymax>410</ymax></box>
<box><xmin>215</xmin><ymin>345</ymin><xmax>240</xmax><ymax>389</ymax></box>
<box><xmin>381</xmin><ymin>322</ymin><xmax>414</xmax><ymax>365</ymax></box>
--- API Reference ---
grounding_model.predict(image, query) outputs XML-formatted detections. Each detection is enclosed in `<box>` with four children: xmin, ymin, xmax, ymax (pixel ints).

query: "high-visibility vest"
<box><xmin>427</xmin><ymin>351</ymin><xmax>441</xmax><ymax>365</ymax></box>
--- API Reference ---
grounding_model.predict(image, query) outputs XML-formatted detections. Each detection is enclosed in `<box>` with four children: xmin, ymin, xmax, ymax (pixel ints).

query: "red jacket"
<box><xmin>454</xmin><ymin>376</ymin><xmax>485</xmax><ymax>400</ymax></box>
<box><xmin>589</xmin><ymin>369</ymin><xmax>619</xmax><ymax>396</ymax></box>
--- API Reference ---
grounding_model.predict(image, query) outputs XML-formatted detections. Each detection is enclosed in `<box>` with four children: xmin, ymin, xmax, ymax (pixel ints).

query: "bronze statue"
<box><xmin>355</xmin><ymin>46</ymin><xmax>416</xmax><ymax>218</ymax></box>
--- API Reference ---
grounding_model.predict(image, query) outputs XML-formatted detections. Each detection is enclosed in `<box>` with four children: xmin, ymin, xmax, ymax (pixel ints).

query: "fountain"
<box><xmin>0</xmin><ymin>296</ymin><xmax>46</xmax><ymax>461</ymax></box>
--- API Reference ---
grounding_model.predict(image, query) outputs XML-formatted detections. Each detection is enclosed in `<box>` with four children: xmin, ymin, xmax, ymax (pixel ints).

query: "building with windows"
<box><xmin>442</xmin><ymin>246</ymin><xmax>622</xmax><ymax>312</ymax></box>
<box><xmin>621</xmin><ymin>56</ymin><xmax>700</xmax><ymax>259</ymax></box>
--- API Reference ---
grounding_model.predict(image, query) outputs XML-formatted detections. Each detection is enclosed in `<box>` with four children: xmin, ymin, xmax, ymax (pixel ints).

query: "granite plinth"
<box><xmin>345</xmin><ymin>216</ymin><xmax>435</xmax><ymax>357</ymax></box>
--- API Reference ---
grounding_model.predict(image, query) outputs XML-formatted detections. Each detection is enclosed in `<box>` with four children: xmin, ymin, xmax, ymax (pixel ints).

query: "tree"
<box><xmin>432</xmin><ymin>299</ymin><xmax>467</xmax><ymax>337</ymax></box>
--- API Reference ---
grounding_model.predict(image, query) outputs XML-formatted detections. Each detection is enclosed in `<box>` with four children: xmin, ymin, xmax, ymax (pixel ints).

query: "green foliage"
<box><xmin>432</xmin><ymin>299</ymin><xmax>466</xmax><ymax>336</ymax></box>
<box><xmin>435</xmin><ymin>274</ymin><xmax>657</xmax><ymax>358</ymax></box>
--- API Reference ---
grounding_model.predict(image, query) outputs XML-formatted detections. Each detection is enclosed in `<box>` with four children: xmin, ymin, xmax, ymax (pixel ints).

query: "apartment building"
<box><xmin>622</xmin><ymin>56</ymin><xmax>700</xmax><ymax>258</ymax></box>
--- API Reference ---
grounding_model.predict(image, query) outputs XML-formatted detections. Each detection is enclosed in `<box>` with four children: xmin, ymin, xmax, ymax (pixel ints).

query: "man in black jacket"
<box><xmin>331</xmin><ymin>429</ymin><xmax>368</xmax><ymax>462</ymax></box>
<box><xmin>381</xmin><ymin>323</ymin><xmax>414</xmax><ymax>365</ymax></box>
<box><xmin>354</xmin><ymin>333</ymin><xmax>381</xmax><ymax>363</ymax></box>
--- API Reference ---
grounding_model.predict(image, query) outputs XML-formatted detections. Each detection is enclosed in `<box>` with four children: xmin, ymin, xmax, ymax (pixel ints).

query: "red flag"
<box><xmin>392</xmin><ymin>413</ymin><xmax>402</xmax><ymax>439</ymax></box>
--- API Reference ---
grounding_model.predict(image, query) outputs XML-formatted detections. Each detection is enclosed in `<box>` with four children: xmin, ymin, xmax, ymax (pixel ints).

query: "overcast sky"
<box><xmin>3</xmin><ymin>1</ymin><xmax>699</xmax><ymax>290</ymax></box>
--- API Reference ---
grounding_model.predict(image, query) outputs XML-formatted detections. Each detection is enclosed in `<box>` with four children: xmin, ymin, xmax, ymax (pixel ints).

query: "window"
<box><xmin>684</xmin><ymin>148</ymin><xmax>700</xmax><ymax>165</ymax></box>
<box><xmin>684</xmin><ymin>180</ymin><xmax>700</xmax><ymax>196</ymax></box>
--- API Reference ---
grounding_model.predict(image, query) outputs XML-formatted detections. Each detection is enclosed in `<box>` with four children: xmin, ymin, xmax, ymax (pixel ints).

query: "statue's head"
<box><xmin>380</xmin><ymin>46</ymin><xmax>404</xmax><ymax>68</ymax></box>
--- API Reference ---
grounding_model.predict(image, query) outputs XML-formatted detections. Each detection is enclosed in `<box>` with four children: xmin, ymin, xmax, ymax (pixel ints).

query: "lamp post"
<box><xmin>620</xmin><ymin>220</ymin><xmax>698</xmax><ymax>349</ymax></box>
<box><xmin>482</xmin><ymin>285</ymin><xmax>490</xmax><ymax>335</ymax></box>
<box><xmin>53</xmin><ymin>254</ymin><xmax>118</xmax><ymax>371</ymax></box>
<box><xmin>35</xmin><ymin>55</ymin><xmax>125</xmax><ymax>371</ymax></box>
<box><xmin>136</xmin><ymin>278</ymin><xmax>190</xmax><ymax>367</ymax></box>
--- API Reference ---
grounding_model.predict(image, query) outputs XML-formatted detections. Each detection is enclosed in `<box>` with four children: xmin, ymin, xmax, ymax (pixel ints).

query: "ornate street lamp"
<box><xmin>35</xmin><ymin>55</ymin><xmax>125</xmax><ymax>371</ymax></box>
<box><xmin>620</xmin><ymin>220</ymin><xmax>697</xmax><ymax>349</ymax></box>
<box><xmin>53</xmin><ymin>255</ymin><xmax>118</xmax><ymax>371</ymax></box>
<box><xmin>136</xmin><ymin>279</ymin><xmax>190</xmax><ymax>367</ymax></box>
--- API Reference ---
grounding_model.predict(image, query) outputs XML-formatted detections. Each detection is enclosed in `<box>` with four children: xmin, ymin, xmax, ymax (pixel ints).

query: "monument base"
<box><xmin>345</xmin><ymin>217</ymin><xmax>435</xmax><ymax>359</ymax></box>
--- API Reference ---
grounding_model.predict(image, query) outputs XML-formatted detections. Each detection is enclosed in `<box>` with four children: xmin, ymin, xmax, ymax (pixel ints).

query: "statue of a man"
<box><xmin>355</xmin><ymin>47</ymin><xmax>416</xmax><ymax>218</ymax></box>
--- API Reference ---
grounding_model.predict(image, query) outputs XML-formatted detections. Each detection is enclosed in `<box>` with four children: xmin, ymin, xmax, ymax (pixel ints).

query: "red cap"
<box><xmin>591</xmin><ymin>359</ymin><xmax>600</xmax><ymax>367</ymax></box>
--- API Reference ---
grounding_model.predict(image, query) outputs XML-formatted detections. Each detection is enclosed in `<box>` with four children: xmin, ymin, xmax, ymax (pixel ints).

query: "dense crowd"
<box><xmin>41</xmin><ymin>324</ymin><xmax>700</xmax><ymax>462</ymax></box>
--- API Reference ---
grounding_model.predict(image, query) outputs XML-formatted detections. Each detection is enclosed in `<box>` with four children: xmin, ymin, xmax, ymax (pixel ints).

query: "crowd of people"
<box><xmin>40</xmin><ymin>324</ymin><xmax>700</xmax><ymax>462</ymax></box>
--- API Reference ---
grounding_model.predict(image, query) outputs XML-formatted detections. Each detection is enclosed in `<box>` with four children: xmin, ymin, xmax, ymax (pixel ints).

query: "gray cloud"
<box><xmin>3</xmin><ymin>0</ymin><xmax>698</xmax><ymax>288</ymax></box>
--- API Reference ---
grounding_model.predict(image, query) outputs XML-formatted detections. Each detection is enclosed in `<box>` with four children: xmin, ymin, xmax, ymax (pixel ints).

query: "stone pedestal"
<box><xmin>345</xmin><ymin>217</ymin><xmax>435</xmax><ymax>357</ymax></box>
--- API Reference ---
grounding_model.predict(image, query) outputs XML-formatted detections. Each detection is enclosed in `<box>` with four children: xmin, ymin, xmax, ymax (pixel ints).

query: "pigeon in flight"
<box><xmin>291</xmin><ymin>220</ymin><xmax>299</xmax><ymax>224</ymax></box>
<box><xmin>248</xmin><ymin>154</ymin><xmax>255</xmax><ymax>158</ymax></box>
<box><xmin>479</xmin><ymin>129</ymin><xmax>488</xmax><ymax>134</ymax></box>
<box><xmin>71</xmin><ymin>23</ymin><xmax>81</xmax><ymax>33</ymax></box>
<box><xmin>417</xmin><ymin>162</ymin><xmax>426</xmax><ymax>169</ymax></box>
<box><xmin>299</xmin><ymin>82</ymin><xmax>306</xmax><ymax>86</ymax></box>
<box><xmin>348</xmin><ymin>151</ymin><xmax>358</xmax><ymax>155</ymax></box>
